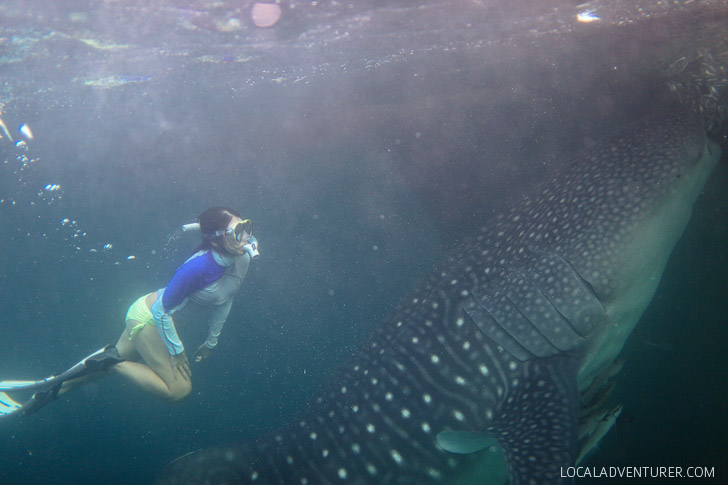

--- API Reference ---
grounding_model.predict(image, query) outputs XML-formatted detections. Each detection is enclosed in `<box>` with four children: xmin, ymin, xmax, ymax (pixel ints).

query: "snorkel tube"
<box><xmin>242</xmin><ymin>236</ymin><xmax>259</xmax><ymax>259</ymax></box>
<box><xmin>181</xmin><ymin>222</ymin><xmax>201</xmax><ymax>232</ymax></box>
<box><xmin>181</xmin><ymin>222</ymin><xmax>260</xmax><ymax>259</ymax></box>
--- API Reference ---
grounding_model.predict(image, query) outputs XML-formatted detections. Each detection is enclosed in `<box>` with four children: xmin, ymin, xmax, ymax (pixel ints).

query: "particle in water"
<box><xmin>251</xmin><ymin>2</ymin><xmax>281</xmax><ymax>28</ymax></box>
<box><xmin>577</xmin><ymin>11</ymin><xmax>600</xmax><ymax>23</ymax></box>
<box><xmin>19</xmin><ymin>124</ymin><xmax>34</xmax><ymax>140</ymax></box>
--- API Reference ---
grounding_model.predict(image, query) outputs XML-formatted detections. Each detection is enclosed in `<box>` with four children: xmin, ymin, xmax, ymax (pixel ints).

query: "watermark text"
<box><xmin>561</xmin><ymin>466</ymin><xmax>715</xmax><ymax>479</ymax></box>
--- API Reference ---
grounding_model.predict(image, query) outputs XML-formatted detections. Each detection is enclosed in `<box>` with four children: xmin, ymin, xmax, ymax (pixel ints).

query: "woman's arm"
<box><xmin>194</xmin><ymin>298</ymin><xmax>234</xmax><ymax>362</ymax></box>
<box><xmin>150</xmin><ymin>295</ymin><xmax>192</xmax><ymax>380</ymax></box>
<box><xmin>150</xmin><ymin>295</ymin><xmax>185</xmax><ymax>355</ymax></box>
<box><xmin>206</xmin><ymin>298</ymin><xmax>234</xmax><ymax>349</ymax></box>
<box><xmin>153</xmin><ymin>251</ymin><xmax>228</xmax><ymax>356</ymax></box>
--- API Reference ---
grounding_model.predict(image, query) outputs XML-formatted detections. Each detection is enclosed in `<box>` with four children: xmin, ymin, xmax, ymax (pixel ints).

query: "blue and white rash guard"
<box><xmin>150</xmin><ymin>249</ymin><xmax>250</xmax><ymax>355</ymax></box>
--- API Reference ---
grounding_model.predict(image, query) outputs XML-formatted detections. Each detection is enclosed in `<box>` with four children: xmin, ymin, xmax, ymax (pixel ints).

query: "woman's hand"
<box><xmin>171</xmin><ymin>352</ymin><xmax>191</xmax><ymax>380</ymax></box>
<box><xmin>194</xmin><ymin>344</ymin><xmax>213</xmax><ymax>363</ymax></box>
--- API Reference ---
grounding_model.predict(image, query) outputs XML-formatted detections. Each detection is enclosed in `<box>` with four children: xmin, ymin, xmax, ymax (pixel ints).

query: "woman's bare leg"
<box><xmin>56</xmin><ymin>327</ymin><xmax>140</xmax><ymax>396</ymax></box>
<box><xmin>111</xmin><ymin>321</ymin><xmax>191</xmax><ymax>402</ymax></box>
<box><xmin>58</xmin><ymin>321</ymin><xmax>191</xmax><ymax>403</ymax></box>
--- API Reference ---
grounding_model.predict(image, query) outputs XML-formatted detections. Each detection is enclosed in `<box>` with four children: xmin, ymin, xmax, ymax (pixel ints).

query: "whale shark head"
<box><xmin>468</xmin><ymin>110</ymin><xmax>721</xmax><ymax>389</ymax></box>
<box><xmin>157</xmin><ymin>110</ymin><xmax>720</xmax><ymax>484</ymax></box>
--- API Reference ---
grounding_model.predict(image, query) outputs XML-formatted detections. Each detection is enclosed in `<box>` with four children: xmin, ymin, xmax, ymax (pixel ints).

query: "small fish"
<box><xmin>633</xmin><ymin>330</ymin><xmax>676</xmax><ymax>352</ymax></box>
<box><xmin>576</xmin><ymin>404</ymin><xmax>623</xmax><ymax>464</ymax></box>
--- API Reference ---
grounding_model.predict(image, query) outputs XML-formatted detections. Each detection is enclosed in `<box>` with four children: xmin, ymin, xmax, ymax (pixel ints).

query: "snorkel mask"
<box><xmin>182</xmin><ymin>220</ymin><xmax>260</xmax><ymax>259</ymax></box>
<box><xmin>216</xmin><ymin>219</ymin><xmax>252</xmax><ymax>243</ymax></box>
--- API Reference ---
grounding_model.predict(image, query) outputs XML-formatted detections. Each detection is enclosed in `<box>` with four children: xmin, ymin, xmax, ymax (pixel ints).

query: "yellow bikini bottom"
<box><xmin>125</xmin><ymin>293</ymin><xmax>156</xmax><ymax>339</ymax></box>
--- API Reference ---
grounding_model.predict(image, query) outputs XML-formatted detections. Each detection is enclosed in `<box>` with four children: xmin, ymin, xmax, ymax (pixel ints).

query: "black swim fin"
<box><xmin>78</xmin><ymin>344</ymin><xmax>124</xmax><ymax>374</ymax></box>
<box><xmin>0</xmin><ymin>345</ymin><xmax>124</xmax><ymax>419</ymax></box>
<box><xmin>17</xmin><ymin>383</ymin><xmax>63</xmax><ymax>417</ymax></box>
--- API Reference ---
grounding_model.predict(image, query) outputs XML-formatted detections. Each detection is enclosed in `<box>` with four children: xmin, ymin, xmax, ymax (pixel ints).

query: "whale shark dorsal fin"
<box><xmin>436</xmin><ymin>430</ymin><xmax>499</xmax><ymax>454</ymax></box>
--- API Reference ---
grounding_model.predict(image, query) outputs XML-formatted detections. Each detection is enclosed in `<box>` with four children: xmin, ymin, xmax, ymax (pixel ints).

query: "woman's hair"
<box><xmin>195</xmin><ymin>206</ymin><xmax>243</xmax><ymax>251</ymax></box>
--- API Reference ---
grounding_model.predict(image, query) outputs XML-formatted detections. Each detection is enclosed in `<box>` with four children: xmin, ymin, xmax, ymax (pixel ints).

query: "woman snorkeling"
<box><xmin>0</xmin><ymin>206</ymin><xmax>259</xmax><ymax>417</ymax></box>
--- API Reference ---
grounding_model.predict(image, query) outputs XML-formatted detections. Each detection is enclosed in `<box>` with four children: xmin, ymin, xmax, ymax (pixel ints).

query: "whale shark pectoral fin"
<box><xmin>439</xmin><ymin>356</ymin><xmax>581</xmax><ymax>482</ymax></box>
<box><xmin>493</xmin><ymin>355</ymin><xmax>581</xmax><ymax>483</ymax></box>
<box><xmin>436</xmin><ymin>430</ymin><xmax>499</xmax><ymax>454</ymax></box>
<box><xmin>436</xmin><ymin>430</ymin><xmax>510</xmax><ymax>484</ymax></box>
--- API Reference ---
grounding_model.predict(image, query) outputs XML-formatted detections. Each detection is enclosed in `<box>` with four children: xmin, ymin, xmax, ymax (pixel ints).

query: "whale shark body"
<box><xmin>159</xmin><ymin>110</ymin><xmax>721</xmax><ymax>484</ymax></box>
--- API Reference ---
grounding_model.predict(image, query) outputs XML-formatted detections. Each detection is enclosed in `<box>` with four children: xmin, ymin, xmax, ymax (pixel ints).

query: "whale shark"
<box><xmin>158</xmin><ymin>109</ymin><xmax>721</xmax><ymax>484</ymax></box>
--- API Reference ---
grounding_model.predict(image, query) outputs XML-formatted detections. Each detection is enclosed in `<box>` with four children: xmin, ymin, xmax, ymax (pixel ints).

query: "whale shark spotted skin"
<box><xmin>158</xmin><ymin>111</ymin><xmax>721</xmax><ymax>484</ymax></box>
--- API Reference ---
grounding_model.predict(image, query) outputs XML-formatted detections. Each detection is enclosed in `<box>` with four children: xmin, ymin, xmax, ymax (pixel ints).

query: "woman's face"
<box><xmin>215</xmin><ymin>216</ymin><xmax>249</xmax><ymax>256</ymax></box>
